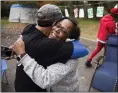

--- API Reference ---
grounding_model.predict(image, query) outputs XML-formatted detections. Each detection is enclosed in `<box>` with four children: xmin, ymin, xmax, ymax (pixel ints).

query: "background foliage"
<box><xmin>1</xmin><ymin>1</ymin><xmax>118</xmax><ymax>19</ymax></box>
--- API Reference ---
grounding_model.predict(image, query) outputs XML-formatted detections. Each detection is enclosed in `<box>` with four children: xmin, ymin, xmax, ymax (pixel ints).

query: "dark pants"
<box><xmin>14</xmin><ymin>65</ymin><xmax>47</xmax><ymax>92</ymax></box>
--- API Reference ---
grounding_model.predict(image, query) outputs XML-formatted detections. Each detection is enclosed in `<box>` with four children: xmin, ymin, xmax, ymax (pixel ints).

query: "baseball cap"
<box><xmin>37</xmin><ymin>4</ymin><xmax>63</xmax><ymax>27</ymax></box>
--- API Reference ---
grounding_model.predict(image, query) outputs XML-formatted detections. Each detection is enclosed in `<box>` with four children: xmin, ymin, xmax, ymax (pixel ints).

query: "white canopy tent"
<box><xmin>9</xmin><ymin>4</ymin><xmax>21</xmax><ymax>22</ymax></box>
<box><xmin>9</xmin><ymin>4</ymin><xmax>38</xmax><ymax>24</ymax></box>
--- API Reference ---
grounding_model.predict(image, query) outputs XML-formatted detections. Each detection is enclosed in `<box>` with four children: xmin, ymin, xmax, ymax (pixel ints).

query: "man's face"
<box><xmin>48</xmin><ymin>19</ymin><xmax>73</xmax><ymax>41</ymax></box>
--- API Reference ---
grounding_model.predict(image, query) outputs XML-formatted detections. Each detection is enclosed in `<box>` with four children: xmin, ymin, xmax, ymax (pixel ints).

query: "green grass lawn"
<box><xmin>1</xmin><ymin>19</ymin><xmax>21</xmax><ymax>27</ymax></box>
<box><xmin>1</xmin><ymin>19</ymin><xmax>28</xmax><ymax>30</ymax></box>
<box><xmin>1</xmin><ymin>19</ymin><xmax>10</xmax><ymax>25</ymax></box>
<box><xmin>78</xmin><ymin>19</ymin><xmax>99</xmax><ymax>40</ymax></box>
<box><xmin>1</xmin><ymin>18</ymin><xmax>100</xmax><ymax>40</ymax></box>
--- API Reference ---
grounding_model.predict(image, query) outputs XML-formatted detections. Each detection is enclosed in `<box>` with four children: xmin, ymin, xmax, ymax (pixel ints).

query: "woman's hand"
<box><xmin>10</xmin><ymin>38</ymin><xmax>26</xmax><ymax>55</ymax></box>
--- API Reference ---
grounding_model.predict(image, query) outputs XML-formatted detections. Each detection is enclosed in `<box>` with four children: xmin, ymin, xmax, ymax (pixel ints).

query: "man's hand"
<box><xmin>10</xmin><ymin>38</ymin><xmax>26</xmax><ymax>55</ymax></box>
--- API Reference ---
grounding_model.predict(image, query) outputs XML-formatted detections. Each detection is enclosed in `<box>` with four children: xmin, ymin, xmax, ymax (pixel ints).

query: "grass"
<box><xmin>1</xmin><ymin>19</ymin><xmax>20</xmax><ymax>27</ymax></box>
<box><xmin>1</xmin><ymin>18</ymin><xmax>100</xmax><ymax>40</ymax></box>
<box><xmin>1</xmin><ymin>19</ymin><xmax>10</xmax><ymax>25</ymax></box>
<box><xmin>78</xmin><ymin>19</ymin><xmax>99</xmax><ymax>40</ymax></box>
<box><xmin>1</xmin><ymin>18</ymin><xmax>28</xmax><ymax>29</ymax></box>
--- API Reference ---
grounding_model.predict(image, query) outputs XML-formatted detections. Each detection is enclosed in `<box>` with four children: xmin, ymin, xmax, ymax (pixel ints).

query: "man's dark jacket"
<box><xmin>15</xmin><ymin>24</ymin><xmax>73</xmax><ymax>92</ymax></box>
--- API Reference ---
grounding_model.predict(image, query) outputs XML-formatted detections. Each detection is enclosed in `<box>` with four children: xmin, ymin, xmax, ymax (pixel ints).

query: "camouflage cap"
<box><xmin>37</xmin><ymin>4</ymin><xmax>63</xmax><ymax>27</ymax></box>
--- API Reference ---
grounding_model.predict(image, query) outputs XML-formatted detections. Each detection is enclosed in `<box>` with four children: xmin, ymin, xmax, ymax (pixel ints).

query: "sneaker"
<box><xmin>85</xmin><ymin>61</ymin><xmax>92</xmax><ymax>67</ymax></box>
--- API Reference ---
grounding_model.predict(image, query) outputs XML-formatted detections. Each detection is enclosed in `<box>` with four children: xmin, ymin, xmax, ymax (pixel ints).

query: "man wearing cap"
<box><xmin>14</xmin><ymin>4</ymin><xmax>87</xmax><ymax>92</ymax></box>
<box><xmin>14</xmin><ymin>4</ymin><xmax>63</xmax><ymax>92</ymax></box>
<box><xmin>85</xmin><ymin>8</ymin><xmax>118</xmax><ymax>67</ymax></box>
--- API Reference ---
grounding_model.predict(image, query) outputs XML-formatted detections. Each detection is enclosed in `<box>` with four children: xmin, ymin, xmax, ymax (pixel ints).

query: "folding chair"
<box><xmin>89</xmin><ymin>34</ymin><xmax>118</xmax><ymax>92</ymax></box>
<box><xmin>1</xmin><ymin>59</ymin><xmax>8</xmax><ymax>84</ymax></box>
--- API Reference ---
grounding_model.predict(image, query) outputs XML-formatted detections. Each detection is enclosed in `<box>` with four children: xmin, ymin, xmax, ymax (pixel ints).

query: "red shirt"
<box><xmin>97</xmin><ymin>14</ymin><xmax>116</xmax><ymax>43</ymax></box>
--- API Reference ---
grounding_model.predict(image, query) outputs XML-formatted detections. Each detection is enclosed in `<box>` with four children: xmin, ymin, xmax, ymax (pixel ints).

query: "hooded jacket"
<box><xmin>97</xmin><ymin>14</ymin><xmax>116</xmax><ymax>43</ymax></box>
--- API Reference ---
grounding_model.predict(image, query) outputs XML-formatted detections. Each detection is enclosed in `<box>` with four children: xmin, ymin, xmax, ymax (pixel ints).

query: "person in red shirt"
<box><xmin>85</xmin><ymin>8</ymin><xmax>118</xmax><ymax>67</ymax></box>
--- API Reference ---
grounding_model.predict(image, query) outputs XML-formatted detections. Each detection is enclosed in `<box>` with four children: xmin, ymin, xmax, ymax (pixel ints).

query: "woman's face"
<box><xmin>49</xmin><ymin>19</ymin><xmax>73</xmax><ymax>41</ymax></box>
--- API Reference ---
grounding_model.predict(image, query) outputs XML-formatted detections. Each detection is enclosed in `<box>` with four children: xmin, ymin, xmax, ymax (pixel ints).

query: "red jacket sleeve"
<box><xmin>97</xmin><ymin>18</ymin><xmax>108</xmax><ymax>43</ymax></box>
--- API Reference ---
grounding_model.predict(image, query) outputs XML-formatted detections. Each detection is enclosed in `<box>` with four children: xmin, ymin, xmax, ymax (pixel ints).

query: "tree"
<box><xmin>1</xmin><ymin>1</ymin><xmax>11</xmax><ymax>17</ymax></box>
<box><xmin>36</xmin><ymin>1</ymin><xmax>58</xmax><ymax>7</ymax></box>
